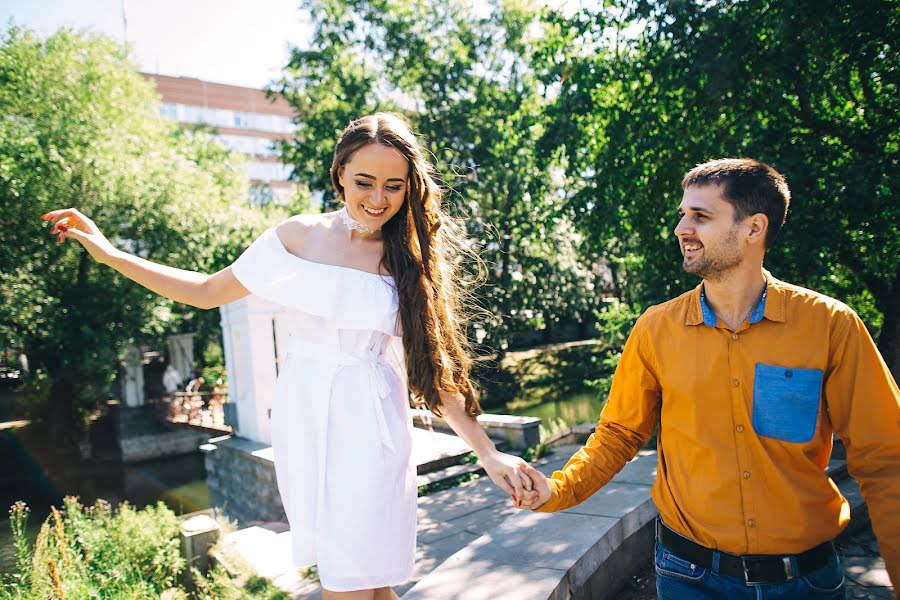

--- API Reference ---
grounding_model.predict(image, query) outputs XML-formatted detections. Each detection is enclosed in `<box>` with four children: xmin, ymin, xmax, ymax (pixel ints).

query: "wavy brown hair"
<box><xmin>330</xmin><ymin>113</ymin><xmax>481</xmax><ymax>417</ymax></box>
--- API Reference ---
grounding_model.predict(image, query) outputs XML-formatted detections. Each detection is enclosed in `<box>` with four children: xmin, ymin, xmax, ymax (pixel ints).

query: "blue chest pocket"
<box><xmin>752</xmin><ymin>364</ymin><xmax>824</xmax><ymax>443</ymax></box>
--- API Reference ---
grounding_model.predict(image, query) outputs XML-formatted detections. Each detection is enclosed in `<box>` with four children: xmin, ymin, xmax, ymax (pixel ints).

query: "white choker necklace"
<box><xmin>339</xmin><ymin>206</ymin><xmax>380</xmax><ymax>235</ymax></box>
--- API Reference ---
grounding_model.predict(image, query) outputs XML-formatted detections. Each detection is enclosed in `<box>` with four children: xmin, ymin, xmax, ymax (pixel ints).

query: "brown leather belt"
<box><xmin>656</xmin><ymin>520</ymin><xmax>834</xmax><ymax>585</ymax></box>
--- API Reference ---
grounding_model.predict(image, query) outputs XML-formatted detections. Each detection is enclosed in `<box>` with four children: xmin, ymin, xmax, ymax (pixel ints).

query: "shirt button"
<box><xmin>731</xmin><ymin>333</ymin><xmax>739</xmax><ymax>340</ymax></box>
<box><xmin>748</xmin><ymin>519</ymin><xmax>756</xmax><ymax>528</ymax></box>
<box><xmin>736</xmin><ymin>425</ymin><xmax>745</xmax><ymax>433</ymax></box>
<box><xmin>743</xmin><ymin>471</ymin><xmax>751</xmax><ymax>479</ymax></box>
<box><xmin>731</xmin><ymin>379</ymin><xmax>740</xmax><ymax>387</ymax></box>
<box><xmin>785</xmin><ymin>370</ymin><xmax>793</xmax><ymax>378</ymax></box>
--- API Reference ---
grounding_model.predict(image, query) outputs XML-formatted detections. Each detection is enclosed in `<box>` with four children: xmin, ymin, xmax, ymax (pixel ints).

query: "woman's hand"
<box><xmin>41</xmin><ymin>208</ymin><xmax>117</xmax><ymax>264</ymax></box>
<box><xmin>479</xmin><ymin>449</ymin><xmax>534</xmax><ymax>507</ymax></box>
<box><xmin>39</xmin><ymin>208</ymin><xmax>246</xmax><ymax>309</ymax></box>
<box><xmin>517</xmin><ymin>463</ymin><xmax>552</xmax><ymax>510</ymax></box>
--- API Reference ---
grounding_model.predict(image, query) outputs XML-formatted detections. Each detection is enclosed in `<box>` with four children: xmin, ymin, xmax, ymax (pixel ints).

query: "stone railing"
<box><xmin>411</xmin><ymin>408</ymin><xmax>541</xmax><ymax>451</ymax></box>
<box><xmin>402</xmin><ymin>449</ymin><xmax>659</xmax><ymax>600</ymax></box>
<box><xmin>402</xmin><ymin>450</ymin><xmax>863</xmax><ymax>600</ymax></box>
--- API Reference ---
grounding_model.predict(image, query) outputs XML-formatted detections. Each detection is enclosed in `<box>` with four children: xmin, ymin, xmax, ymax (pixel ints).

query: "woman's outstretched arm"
<box><xmin>41</xmin><ymin>208</ymin><xmax>249</xmax><ymax>310</ymax></box>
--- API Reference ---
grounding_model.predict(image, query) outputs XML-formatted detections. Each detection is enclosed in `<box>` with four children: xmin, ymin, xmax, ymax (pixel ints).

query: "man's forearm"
<box><xmin>536</xmin><ymin>420</ymin><xmax>647</xmax><ymax>512</ymax></box>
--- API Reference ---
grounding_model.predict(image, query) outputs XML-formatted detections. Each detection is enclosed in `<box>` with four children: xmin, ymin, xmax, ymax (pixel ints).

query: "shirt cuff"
<box><xmin>533</xmin><ymin>478</ymin><xmax>563</xmax><ymax>513</ymax></box>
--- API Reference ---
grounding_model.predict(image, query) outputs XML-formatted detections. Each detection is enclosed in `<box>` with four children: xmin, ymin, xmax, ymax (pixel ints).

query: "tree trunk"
<box><xmin>875</xmin><ymin>266</ymin><xmax>900</xmax><ymax>380</ymax></box>
<box><xmin>47</xmin><ymin>373</ymin><xmax>76</xmax><ymax>445</ymax></box>
<box><xmin>495</xmin><ymin>231</ymin><xmax>513</xmax><ymax>360</ymax></box>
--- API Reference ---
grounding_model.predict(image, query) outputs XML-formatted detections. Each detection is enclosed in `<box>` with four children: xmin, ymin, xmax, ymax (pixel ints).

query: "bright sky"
<box><xmin>1</xmin><ymin>0</ymin><xmax>313</xmax><ymax>89</ymax></box>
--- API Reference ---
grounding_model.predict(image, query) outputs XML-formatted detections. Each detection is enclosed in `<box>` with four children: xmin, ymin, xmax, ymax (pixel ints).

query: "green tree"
<box><xmin>0</xmin><ymin>26</ymin><xmax>280</xmax><ymax>436</ymax></box>
<box><xmin>272</xmin><ymin>0</ymin><xmax>600</xmax><ymax>353</ymax></box>
<box><xmin>536</xmin><ymin>0</ymin><xmax>899</xmax><ymax>373</ymax></box>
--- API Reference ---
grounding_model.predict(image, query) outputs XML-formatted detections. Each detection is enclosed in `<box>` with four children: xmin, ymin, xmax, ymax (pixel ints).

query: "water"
<box><xmin>506</xmin><ymin>389</ymin><xmax>605</xmax><ymax>429</ymax></box>
<box><xmin>0</xmin><ymin>423</ymin><xmax>210</xmax><ymax>573</ymax></box>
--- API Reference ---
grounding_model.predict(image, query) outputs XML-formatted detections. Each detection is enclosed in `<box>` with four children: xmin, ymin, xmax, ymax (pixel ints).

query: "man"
<box><xmin>520</xmin><ymin>159</ymin><xmax>899</xmax><ymax>599</ymax></box>
<box><xmin>162</xmin><ymin>362</ymin><xmax>182</xmax><ymax>395</ymax></box>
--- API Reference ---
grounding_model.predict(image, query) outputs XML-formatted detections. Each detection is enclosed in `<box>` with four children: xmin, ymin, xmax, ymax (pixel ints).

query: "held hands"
<box><xmin>517</xmin><ymin>463</ymin><xmax>552</xmax><ymax>510</ymax></box>
<box><xmin>479</xmin><ymin>450</ymin><xmax>552</xmax><ymax>510</ymax></box>
<box><xmin>479</xmin><ymin>450</ymin><xmax>534</xmax><ymax>508</ymax></box>
<box><xmin>40</xmin><ymin>208</ymin><xmax>116</xmax><ymax>264</ymax></box>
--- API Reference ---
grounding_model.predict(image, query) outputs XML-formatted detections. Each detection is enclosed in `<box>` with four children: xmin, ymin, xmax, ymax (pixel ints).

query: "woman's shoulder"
<box><xmin>275</xmin><ymin>211</ymin><xmax>340</xmax><ymax>254</ymax></box>
<box><xmin>276</xmin><ymin>211</ymin><xmax>339</xmax><ymax>234</ymax></box>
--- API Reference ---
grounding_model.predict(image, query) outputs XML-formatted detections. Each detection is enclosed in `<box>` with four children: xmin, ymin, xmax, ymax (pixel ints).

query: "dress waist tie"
<box><xmin>285</xmin><ymin>338</ymin><xmax>396</xmax><ymax>453</ymax></box>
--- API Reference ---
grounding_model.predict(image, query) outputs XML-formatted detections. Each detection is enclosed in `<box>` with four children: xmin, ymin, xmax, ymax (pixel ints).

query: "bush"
<box><xmin>2</xmin><ymin>498</ymin><xmax>184</xmax><ymax>599</ymax></box>
<box><xmin>1</xmin><ymin>498</ymin><xmax>293</xmax><ymax>600</ymax></box>
<box><xmin>191</xmin><ymin>566</ymin><xmax>291</xmax><ymax>600</ymax></box>
<box><xmin>17</xmin><ymin>369</ymin><xmax>51</xmax><ymax>420</ymax></box>
<box><xmin>594</xmin><ymin>300</ymin><xmax>641</xmax><ymax>348</ymax></box>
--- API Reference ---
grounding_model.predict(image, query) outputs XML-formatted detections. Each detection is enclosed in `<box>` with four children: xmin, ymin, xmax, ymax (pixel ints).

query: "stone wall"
<box><xmin>202</xmin><ymin>436</ymin><xmax>286</xmax><ymax>524</ymax></box>
<box><xmin>119</xmin><ymin>430</ymin><xmax>211</xmax><ymax>463</ymax></box>
<box><xmin>113</xmin><ymin>404</ymin><xmax>211</xmax><ymax>463</ymax></box>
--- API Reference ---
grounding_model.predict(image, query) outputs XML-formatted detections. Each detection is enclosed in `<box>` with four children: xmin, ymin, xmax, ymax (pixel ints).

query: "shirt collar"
<box><xmin>686</xmin><ymin>269</ymin><xmax>786</xmax><ymax>327</ymax></box>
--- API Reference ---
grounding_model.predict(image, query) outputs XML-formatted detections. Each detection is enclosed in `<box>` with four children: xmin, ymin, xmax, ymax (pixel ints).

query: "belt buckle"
<box><xmin>741</xmin><ymin>556</ymin><xmax>766</xmax><ymax>586</ymax></box>
<box><xmin>741</xmin><ymin>556</ymin><xmax>794</xmax><ymax>586</ymax></box>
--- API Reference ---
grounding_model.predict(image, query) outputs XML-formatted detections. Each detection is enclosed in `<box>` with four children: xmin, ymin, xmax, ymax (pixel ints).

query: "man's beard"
<box><xmin>682</xmin><ymin>225</ymin><xmax>742</xmax><ymax>281</ymax></box>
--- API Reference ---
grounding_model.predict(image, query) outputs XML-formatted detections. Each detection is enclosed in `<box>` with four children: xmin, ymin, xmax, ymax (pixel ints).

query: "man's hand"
<box><xmin>517</xmin><ymin>463</ymin><xmax>552</xmax><ymax>510</ymax></box>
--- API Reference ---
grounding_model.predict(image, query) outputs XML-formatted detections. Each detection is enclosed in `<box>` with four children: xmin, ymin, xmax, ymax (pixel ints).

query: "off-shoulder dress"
<box><xmin>231</xmin><ymin>227</ymin><xmax>416</xmax><ymax>591</ymax></box>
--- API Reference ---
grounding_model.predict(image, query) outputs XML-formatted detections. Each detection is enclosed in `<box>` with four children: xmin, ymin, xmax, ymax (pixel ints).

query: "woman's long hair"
<box><xmin>330</xmin><ymin>113</ymin><xmax>481</xmax><ymax>417</ymax></box>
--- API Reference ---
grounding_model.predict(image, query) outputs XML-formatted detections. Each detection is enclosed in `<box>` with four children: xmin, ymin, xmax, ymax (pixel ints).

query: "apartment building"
<box><xmin>143</xmin><ymin>73</ymin><xmax>298</xmax><ymax>206</ymax></box>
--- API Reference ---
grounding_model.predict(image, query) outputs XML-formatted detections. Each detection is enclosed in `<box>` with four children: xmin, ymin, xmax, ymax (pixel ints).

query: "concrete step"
<box><xmin>216</xmin><ymin>522</ymin><xmax>320</xmax><ymax>598</ymax></box>
<box><xmin>411</xmin><ymin>426</ymin><xmax>505</xmax><ymax>476</ymax></box>
<box><xmin>411</xmin><ymin>426</ymin><xmax>473</xmax><ymax>475</ymax></box>
<box><xmin>416</xmin><ymin>461</ymin><xmax>484</xmax><ymax>490</ymax></box>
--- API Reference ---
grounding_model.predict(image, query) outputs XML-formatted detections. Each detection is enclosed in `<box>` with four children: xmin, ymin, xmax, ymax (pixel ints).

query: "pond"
<box><xmin>0</xmin><ymin>422</ymin><xmax>210</xmax><ymax>573</ymax></box>
<box><xmin>505</xmin><ymin>388</ymin><xmax>605</xmax><ymax>429</ymax></box>
<box><xmin>479</xmin><ymin>338</ymin><xmax>614</xmax><ymax>431</ymax></box>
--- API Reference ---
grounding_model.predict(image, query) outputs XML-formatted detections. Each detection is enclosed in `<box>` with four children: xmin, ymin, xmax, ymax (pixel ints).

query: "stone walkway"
<box><xmin>223</xmin><ymin>442</ymin><xmax>893</xmax><ymax>598</ymax></box>
<box><xmin>838</xmin><ymin>523</ymin><xmax>895</xmax><ymax>599</ymax></box>
<box><xmin>222</xmin><ymin>443</ymin><xmax>582</xmax><ymax>598</ymax></box>
<box><xmin>220</xmin><ymin>430</ymin><xmax>522</xmax><ymax>598</ymax></box>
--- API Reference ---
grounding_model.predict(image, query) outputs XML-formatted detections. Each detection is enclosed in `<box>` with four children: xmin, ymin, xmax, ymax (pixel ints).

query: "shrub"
<box><xmin>1</xmin><ymin>498</ymin><xmax>184</xmax><ymax>599</ymax></box>
<box><xmin>1</xmin><ymin>498</ymin><xmax>295</xmax><ymax>600</ymax></box>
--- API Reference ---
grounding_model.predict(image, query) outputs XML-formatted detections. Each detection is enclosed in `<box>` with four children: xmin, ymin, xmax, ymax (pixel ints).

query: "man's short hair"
<box><xmin>682</xmin><ymin>158</ymin><xmax>791</xmax><ymax>248</ymax></box>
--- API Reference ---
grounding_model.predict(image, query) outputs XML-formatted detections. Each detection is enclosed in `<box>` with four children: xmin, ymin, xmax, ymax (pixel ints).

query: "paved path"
<box><xmin>223</xmin><ymin>443</ymin><xmax>893</xmax><ymax>598</ymax></box>
<box><xmin>222</xmin><ymin>444</ymin><xmax>583</xmax><ymax>598</ymax></box>
<box><xmin>838</xmin><ymin>523</ymin><xmax>895</xmax><ymax>599</ymax></box>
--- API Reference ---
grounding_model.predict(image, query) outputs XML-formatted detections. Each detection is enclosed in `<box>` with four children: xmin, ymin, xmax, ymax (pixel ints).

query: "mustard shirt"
<box><xmin>537</xmin><ymin>273</ymin><xmax>899</xmax><ymax>585</ymax></box>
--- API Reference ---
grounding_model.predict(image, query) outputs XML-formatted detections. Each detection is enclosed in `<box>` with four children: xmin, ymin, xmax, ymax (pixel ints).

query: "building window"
<box><xmin>246</xmin><ymin>162</ymin><xmax>293</xmax><ymax>182</ymax></box>
<box><xmin>157</xmin><ymin>103</ymin><xmax>297</xmax><ymax>135</ymax></box>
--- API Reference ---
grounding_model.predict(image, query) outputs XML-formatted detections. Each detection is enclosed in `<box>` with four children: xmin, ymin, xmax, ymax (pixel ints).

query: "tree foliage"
<box><xmin>0</xmin><ymin>26</ymin><xmax>282</xmax><ymax>434</ymax></box>
<box><xmin>535</xmin><ymin>0</ymin><xmax>898</xmax><ymax>372</ymax></box>
<box><xmin>271</xmin><ymin>0</ymin><xmax>601</xmax><ymax>352</ymax></box>
<box><xmin>273</xmin><ymin>0</ymin><xmax>898</xmax><ymax>375</ymax></box>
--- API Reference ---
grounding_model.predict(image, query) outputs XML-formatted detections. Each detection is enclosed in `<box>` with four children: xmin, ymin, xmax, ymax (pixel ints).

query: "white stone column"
<box><xmin>166</xmin><ymin>333</ymin><xmax>196</xmax><ymax>380</ymax></box>
<box><xmin>123</xmin><ymin>345</ymin><xmax>145</xmax><ymax>407</ymax></box>
<box><xmin>219</xmin><ymin>296</ymin><xmax>287</xmax><ymax>445</ymax></box>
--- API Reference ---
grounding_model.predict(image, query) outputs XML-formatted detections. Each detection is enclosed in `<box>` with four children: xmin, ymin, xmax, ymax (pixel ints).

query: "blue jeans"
<box><xmin>655</xmin><ymin>538</ymin><xmax>846</xmax><ymax>599</ymax></box>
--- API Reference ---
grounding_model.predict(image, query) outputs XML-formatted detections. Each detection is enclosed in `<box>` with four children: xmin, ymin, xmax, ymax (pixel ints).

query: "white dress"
<box><xmin>231</xmin><ymin>228</ymin><xmax>417</xmax><ymax>591</ymax></box>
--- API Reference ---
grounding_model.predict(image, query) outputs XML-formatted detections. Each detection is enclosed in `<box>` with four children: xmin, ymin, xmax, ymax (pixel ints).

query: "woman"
<box><xmin>42</xmin><ymin>113</ymin><xmax>533</xmax><ymax>599</ymax></box>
